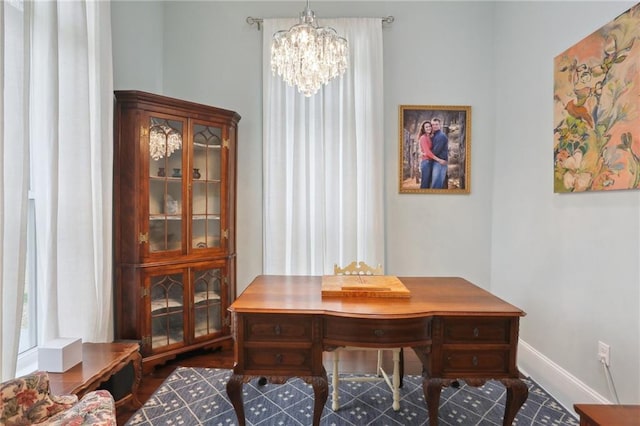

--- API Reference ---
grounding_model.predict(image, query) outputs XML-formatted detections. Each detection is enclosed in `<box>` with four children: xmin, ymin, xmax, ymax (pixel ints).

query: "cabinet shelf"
<box><xmin>152</xmin><ymin>334</ymin><xmax>182</xmax><ymax>347</ymax></box>
<box><xmin>192</xmin><ymin>215</ymin><xmax>220</xmax><ymax>220</ymax></box>
<box><xmin>195</xmin><ymin>326</ymin><xmax>221</xmax><ymax>335</ymax></box>
<box><xmin>194</xmin><ymin>291</ymin><xmax>221</xmax><ymax>304</ymax></box>
<box><xmin>150</xmin><ymin>295</ymin><xmax>220</xmax><ymax>313</ymax></box>
<box><xmin>150</xmin><ymin>215</ymin><xmax>182</xmax><ymax>220</ymax></box>
<box><xmin>149</xmin><ymin>176</ymin><xmax>182</xmax><ymax>181</ymax></box>
<box><xmin>193</xmin><ymin>142</ymin><xmax>222</xmax><ymax>149</ymax></box>
<box><xmin>151</xmin><ymin>298</ymin><xmax>183</xmax><ymax>314</ymax></box>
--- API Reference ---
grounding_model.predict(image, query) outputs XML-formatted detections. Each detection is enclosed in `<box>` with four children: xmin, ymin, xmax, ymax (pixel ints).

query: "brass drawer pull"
<box><xmin>473</xmin><ymin>327</ymin><xmax>479</xmax><ymax>338</ymax></box>
<box><xmin>472</xmin><ymin>356</ymin><xmax>478</xmax><ymax>366</ymax></box>
<box><xmin>374</xmin><ymin>329</ymin><xmax>385</xmax><ymax>337</ymax></box>
<box><xmin>274</xmin><ymin>324</ymin><xmax>281</xmax><ymax>335</ymax></box>
<box><xmin>275</xmin><ymin>353</ymin><xmax>283</xmax><ymax>364</ymax></box>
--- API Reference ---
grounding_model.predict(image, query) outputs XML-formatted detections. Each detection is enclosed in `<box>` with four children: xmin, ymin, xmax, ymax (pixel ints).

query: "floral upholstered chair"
<box><xmin>0</xmin><ymin>370</ymin><xmax>116</xmax><ymax>426</ymax></box>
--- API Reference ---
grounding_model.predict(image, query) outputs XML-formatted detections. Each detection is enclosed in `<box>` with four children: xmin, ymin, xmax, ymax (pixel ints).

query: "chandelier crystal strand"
<box><xmin>271</xmin><ymin>3</ymin><xmax>348</xmax><ymax>97</ymax></box>
<box><xmin>149</xmin><ymin>124</ymin><xmax>182</xmax><ymax>161</ymax></box>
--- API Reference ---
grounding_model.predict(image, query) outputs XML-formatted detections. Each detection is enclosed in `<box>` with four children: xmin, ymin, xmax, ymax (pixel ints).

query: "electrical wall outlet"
<box><xmin>598</xmin><ymin>341</ymin><xmax>610</xmax><ymax>366</ymax></box>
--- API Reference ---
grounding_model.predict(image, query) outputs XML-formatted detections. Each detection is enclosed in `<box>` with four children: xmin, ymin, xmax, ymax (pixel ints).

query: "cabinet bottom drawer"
<box><xmin>243</xmin><ymin>349</ymin><xmax>312</xmax><ymax>371</ymax></box>
<box><xmin>442</xmin><ymin>350</ymin><xmax>509</xmax><ymax>374</ymax></box>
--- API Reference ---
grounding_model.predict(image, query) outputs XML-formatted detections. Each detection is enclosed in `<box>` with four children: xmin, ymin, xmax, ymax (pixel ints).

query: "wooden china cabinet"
<box><xmin>113</xmin><ymin>91</ymin><xmax>240</xmax><ymax>372</ymax></box>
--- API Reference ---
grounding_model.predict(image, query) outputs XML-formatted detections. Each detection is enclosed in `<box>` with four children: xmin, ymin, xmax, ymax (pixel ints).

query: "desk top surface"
<box><xmin>574</xmin><ymin>404</ymin><xmax>640</xmax><ymax>425</ymax></box>
<box><xmin>230</xmin><ymin>275</ymin><xmax>525</xmax><ymax>318</ymax></box>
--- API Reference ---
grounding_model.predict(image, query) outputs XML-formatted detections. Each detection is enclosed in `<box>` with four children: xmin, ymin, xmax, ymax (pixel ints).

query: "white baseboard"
<box><xmin>518</xmin><ymin>340</ymin><xmax>610</xmax><ymax>416</ymax></box>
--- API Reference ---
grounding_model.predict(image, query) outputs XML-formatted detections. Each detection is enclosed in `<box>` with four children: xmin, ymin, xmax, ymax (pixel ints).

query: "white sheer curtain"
<box><xmin>1</xmin><ymin>0</ymin><xmax>113</xmax><ymax>380</ymax></box>
<box><xmin>1</xmin><ymin>0</ymin><xmax>30</xmax><ymax>381</ymax></box>
<box><xmin>262</xmin><ymin>18</ymin><xmax>384</xmax><ymax>275</ymax></box>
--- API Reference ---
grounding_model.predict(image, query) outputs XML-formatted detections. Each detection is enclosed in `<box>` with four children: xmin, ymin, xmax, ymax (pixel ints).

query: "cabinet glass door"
<box><xmin>192</xmin><ymin>123</ymin><xmax>223</xmax><ymax>250</ymax></box>
<box><xmin>148</xmin><ymin>116</ymin><xmax>184</xmax><ymax>253</ymax></box>
<box><xmin>192</xmin><ymin>267</ymin><xmax>224</xmax><ymax>339</ymax></box>
<box><xmin>150</xmin><ymin>272</ymin><xmax>185</xmax><ymax>350</ymax></box>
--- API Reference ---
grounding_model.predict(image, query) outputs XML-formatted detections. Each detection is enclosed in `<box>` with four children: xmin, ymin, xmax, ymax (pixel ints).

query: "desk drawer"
<box><xmin>243</xmin><ymin>348</ymin><xmax>312</xmax><ymax>371</ymax></box>
<box><xmin>443</xmin><ymin>318</ymin><xmax>510</xmax><ymax>344</ymax></box>
<box><xmin>324</xmin><ymin>317</ymin><xmax>430</xmax><ymax>345</ymax></box>
<box><xmin>243</xmin><ymin>315</ymin><xmax>313</xmax><ymax>342</ymax></box>
<box><xmin>442</xmin><ymin>350</ymin><xmax>509</xmax><ymax>374</ymax></box>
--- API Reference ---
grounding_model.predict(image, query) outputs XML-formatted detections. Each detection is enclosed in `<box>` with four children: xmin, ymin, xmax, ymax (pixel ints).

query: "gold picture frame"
<box><xmin>399</xmin><ymin>105</ymin><xmax>471</xmax><ymax>194</ymax></box>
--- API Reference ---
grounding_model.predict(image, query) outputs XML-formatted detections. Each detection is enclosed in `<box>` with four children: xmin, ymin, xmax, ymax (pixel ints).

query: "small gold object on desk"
<box><xmin>321</xmin><ymin>275</ymin><xmax>411</xmax><ymax>298</ymax></box>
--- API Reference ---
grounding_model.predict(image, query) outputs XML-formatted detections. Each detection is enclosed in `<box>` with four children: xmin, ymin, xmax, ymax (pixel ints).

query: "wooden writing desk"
<box><xmin>574</xmin><ymin>404</ymin><xmax>640</xmax><ymax>425</ymax></box>
<box><xmin>226</xmin><ymin>276</ymin><xmax>527</xmax><ymax>426</ymax></box>
<box><xmin>48</xmin><ymin>342</ymin><xmax>142</xmax><ymax>408</ymax></box>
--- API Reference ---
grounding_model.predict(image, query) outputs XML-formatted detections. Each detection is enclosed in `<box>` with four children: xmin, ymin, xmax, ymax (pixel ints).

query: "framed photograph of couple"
<box><xmin>399</xmin><ymin>105</ymin><xmax>471</xmax><ymax>194</ymax></box>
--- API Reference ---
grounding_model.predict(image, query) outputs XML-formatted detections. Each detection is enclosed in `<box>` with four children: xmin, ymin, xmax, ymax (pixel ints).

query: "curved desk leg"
<box><xmin>424</xmin><ymin>377</ymin><xmax>527</xmax><ymax>426</ymax></box>
<box><xmin>226</xmin><ymin>374</ymin><xmax>246</xmax><ymax>426</ymax></box>
<box><xmin>305</xmin><ymin>375</ymin><xmax>329</xmax><ymax>426</ymax></box>
<box><xmin>500</xmin><ymin>378</ymin><xmax>528</xmax><ymax>426</ymax></box>
<box><xmin>423</xmin><ymin>378</ymin><xmax>444</xmax><ymax>426</ymax></box>
<box><xmin>227</xmin><ymin>374</ymin><xmax>327</xmax><ymax>426</ymax></box>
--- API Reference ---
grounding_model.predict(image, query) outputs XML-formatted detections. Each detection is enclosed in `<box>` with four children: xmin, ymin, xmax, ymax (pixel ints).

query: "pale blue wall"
<box><xmin>492</xmin><ymin>0</ymin><xmax>639</xmax><ymax>406</ymax></box>
<box><xmin>111</xmin><ymin>0</ymin><xmax>640</xmax><ymax>406</ymax></box>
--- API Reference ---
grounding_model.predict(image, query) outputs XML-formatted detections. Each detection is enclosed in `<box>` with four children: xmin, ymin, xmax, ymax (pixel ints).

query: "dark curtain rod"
<box><xmin>246</xmin><ymin>15</ymin><xmax>394</xmax><ymax>31</ymax></box>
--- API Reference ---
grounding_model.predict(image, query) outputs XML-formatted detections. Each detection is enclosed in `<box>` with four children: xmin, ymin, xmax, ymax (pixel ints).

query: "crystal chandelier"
<box><xmin>149</xmin><ymin>124</ymin><xmax>182</xmax><ymax>161</ymax></box>
<box><xmin>271</xmin><ymin>1</ymin><xmax>348</xmax><ymax>97</ymax></box>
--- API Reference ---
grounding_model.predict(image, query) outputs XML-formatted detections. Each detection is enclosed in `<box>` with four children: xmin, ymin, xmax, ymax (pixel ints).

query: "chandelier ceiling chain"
<box><xmin>270</xmin><ymin>0</ymin><xmax>349</xmax><ymax>97</ymax></box>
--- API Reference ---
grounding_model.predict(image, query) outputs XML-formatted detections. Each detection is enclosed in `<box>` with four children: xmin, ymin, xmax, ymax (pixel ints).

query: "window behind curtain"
<box><xmin>5</xmin><ymin>0</ymin><xmax>37</xmax><ymax>358</ymax></box>
<box><xmin>20</xmin><ymin>197</ymin><xmax>37</xmax><ymax>354</ymax></box>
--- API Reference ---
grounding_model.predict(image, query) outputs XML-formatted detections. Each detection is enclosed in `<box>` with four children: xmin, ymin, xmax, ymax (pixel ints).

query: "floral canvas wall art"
<box><xmin>554</xmin><ymin>3</ymin><xmax>640</xmax><ymax>192</ymax></box>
